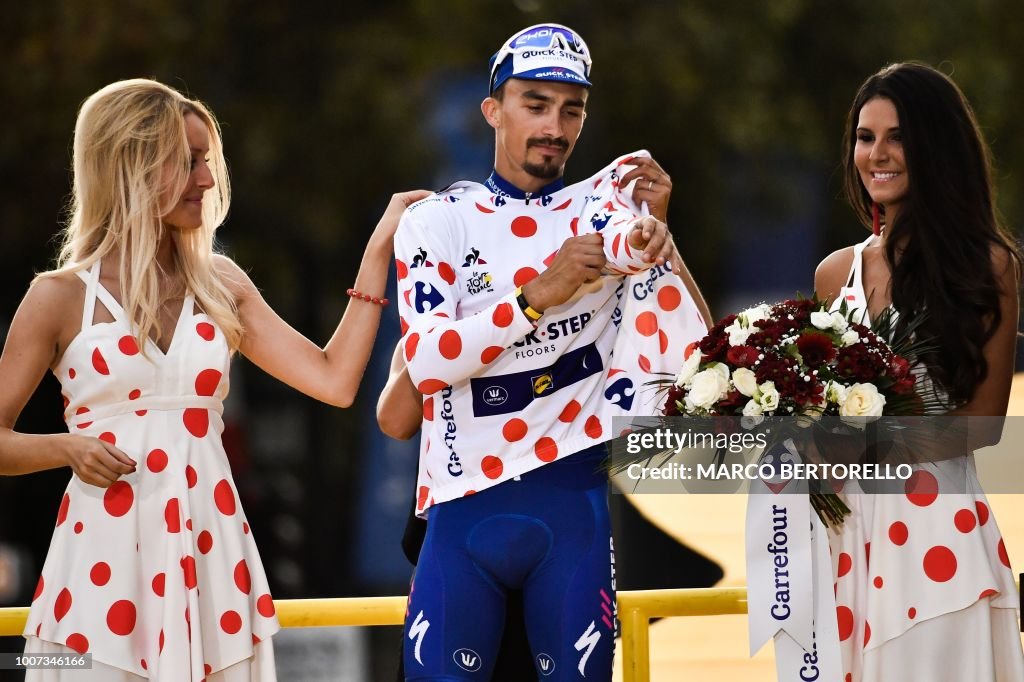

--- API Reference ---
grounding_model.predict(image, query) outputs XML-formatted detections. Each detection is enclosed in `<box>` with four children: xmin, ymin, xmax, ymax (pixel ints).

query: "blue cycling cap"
<box><xmin>488</xmin><ymin>23</ymin><xmax>592</xmax><ymax>94</ymax></box>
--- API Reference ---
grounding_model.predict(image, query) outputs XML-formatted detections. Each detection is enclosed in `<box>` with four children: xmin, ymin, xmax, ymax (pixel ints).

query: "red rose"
<box><xmin>890</xmin><ymin>355</ymin><xmax>911</xmax><ymax>379</ymax></box>
<box><xmin>891</xmin><ymin>376</ymin><xmax>917</xmax><ymax>395</ymax></box>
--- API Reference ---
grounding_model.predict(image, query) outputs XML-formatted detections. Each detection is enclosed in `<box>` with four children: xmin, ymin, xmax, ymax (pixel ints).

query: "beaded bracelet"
<box><xmin>346</xmin><ymin>288</ymin><xmax>389</xmax><ymax>306</ymax></box>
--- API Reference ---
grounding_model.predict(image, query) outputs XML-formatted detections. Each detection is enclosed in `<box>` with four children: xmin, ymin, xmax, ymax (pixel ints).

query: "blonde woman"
<box><xmin>0</xmin><ymin>78</ymin><xmax>427</xmax><ymax>681</ymax></box>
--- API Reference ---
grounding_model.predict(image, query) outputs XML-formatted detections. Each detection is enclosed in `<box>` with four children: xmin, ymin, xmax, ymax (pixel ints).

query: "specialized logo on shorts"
<box><xmin>574</xmin><ymin>621</ymin><xmax>601</xmax><ymax>676</ymax></box>
<box><xmin>482</xmin><ymin>386</ymin><xmax>509</xmax><ymax>407</ymax></box>
<box><xmin>453</xmin><ymin>648</ymin><xmax>482</xmax><ymax>672</ymax></box>
<box><xmin>409</xmin><ymin>610</ymin><xmax>430</xmax><ymax>666</ymax></box>
<box><xmin>537</xmin><ymin>653</ymin><xmax>556</xmax><ymax>676</ymax></box>
<box><xmin>532</xmin><ymin>373</ymin><xmax>554</xmax><ymax>396</ymax></box>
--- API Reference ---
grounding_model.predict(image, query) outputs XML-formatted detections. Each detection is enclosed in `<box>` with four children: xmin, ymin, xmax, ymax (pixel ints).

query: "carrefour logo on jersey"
<box><xmin>414</xmin><ymin>282</ymin><xmax>446</xmax><ymax>314</ymax></box>
<box><xmin>440</xmin><ymin>386</ymin><xmax>462</xmax><ymax>477</ymax></box>
<box><xmin>632</xmin><ymin>263</ymin><xmax>673</xmax><ymax>300</ymax></box>
<box><xmin>604</xmin><ymin>376</ymin><xmax>635</xmax><ymax>412</ymax></box>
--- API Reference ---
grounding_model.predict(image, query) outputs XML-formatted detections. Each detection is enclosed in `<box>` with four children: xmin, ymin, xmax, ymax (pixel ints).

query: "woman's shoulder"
<box><xmin>989</xmin><ymin>241</ymin><xmax>1018</xmax><ymax>277</ymax></box>
<box><xmin>16</xmin><ymin>271</ymin><xmax>87</xmax><ymax>342</ymax></box>
<box><xmin>814</xmin><ymin>245</ymin><xmax>857</xmax><ymax>301</ymax></box>
<box><xmin>211</xmin><ymin>253</ymin><xmax>258</xmax><ymax>300</ymax></box>
<box><xmin>28</xmin><ymin>270</ymin><xmax>86</xmax><ymax>308</ymax></box>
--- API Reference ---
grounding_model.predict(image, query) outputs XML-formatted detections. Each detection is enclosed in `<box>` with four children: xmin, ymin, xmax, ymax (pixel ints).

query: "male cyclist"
<box><xmin>393</xmin><ymin>23</ymin><xmax>709</xmax><ymax>681</ymax></box>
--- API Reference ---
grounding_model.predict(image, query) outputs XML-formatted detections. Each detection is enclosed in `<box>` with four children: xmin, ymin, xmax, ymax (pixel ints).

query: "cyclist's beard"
<box><xmin>522</xmin><ymin>137</ymin><xmax>569</xmax><ymax>179</ymax></box>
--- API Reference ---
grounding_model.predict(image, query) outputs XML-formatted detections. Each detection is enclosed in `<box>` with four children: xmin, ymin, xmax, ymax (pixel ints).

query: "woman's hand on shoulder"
<box><xmin>367</xmin><ymin>190</ymin><xmax>433</xmax><ymax>250</ymax></box>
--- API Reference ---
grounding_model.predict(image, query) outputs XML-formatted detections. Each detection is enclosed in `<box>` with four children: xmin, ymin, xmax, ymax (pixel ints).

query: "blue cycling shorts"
<box><xmin>403</xmin><ymin>444</ymin><xmax>616</xmax><ymax>681</ymax></box>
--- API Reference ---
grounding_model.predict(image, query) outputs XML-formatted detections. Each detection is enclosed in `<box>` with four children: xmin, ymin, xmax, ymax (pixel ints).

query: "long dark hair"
<box><xmin>842</xmin><ymin>62</ymin><xmax>1020</xmax><ymax>404</ymax></box>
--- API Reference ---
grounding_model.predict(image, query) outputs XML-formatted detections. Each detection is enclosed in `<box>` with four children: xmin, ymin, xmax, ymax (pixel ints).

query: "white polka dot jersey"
<box><xmin>394</xmin><ymin>151</ymin><xmax>708</xmax><ymax>514</ymax></box>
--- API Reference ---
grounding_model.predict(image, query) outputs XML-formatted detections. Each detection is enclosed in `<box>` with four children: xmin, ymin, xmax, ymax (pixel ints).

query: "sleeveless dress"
<box><xmin>22</xmin><ymin>264</ymin><xmax>279</xmax><ymax>681</ymax></box>
<box><xmin>828</xmin><ymin>236</ymin><xmax>1024</xmax><ymax>681</ymax></box>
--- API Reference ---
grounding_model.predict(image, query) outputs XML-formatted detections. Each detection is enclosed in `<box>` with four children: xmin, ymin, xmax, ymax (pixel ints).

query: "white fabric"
<box><xmin>23</xmin><ymin>263</ymin><xmax>278</xmax><ymax>680</ymax></box>
<box><xmin>393</xmin><ymin>151</ymin><xmax>708</xmax><ymax>513</ymax></box>
<box><xmin>860</xmin><ymin>598</ymin><xmax>1024</xmax><ymax>682</ymax></box>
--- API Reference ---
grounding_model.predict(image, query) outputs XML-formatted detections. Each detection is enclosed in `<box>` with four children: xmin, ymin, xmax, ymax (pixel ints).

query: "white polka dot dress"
<box><xmin>23</xmin><ymin>264</ymin><xmax>279</xmax><ymax>680</ymax></box>
<box><xmin>828</xmin><ymin>237</ymin><xmax>1024</xmax><ymax>681</ymax></box>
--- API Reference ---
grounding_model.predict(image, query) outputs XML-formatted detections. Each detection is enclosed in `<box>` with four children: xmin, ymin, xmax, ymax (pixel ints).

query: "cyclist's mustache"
<box><xmin>527</xmin><ymin>137</ymin><xmax>569</xmax><ymax>152</ymax></box>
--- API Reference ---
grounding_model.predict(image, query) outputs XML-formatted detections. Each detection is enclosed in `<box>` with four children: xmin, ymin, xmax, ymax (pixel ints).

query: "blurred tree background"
<box><xmin>1</xmin><ymin>1</ymin><xmax>1022</xmax><ymax>679</ymax></box>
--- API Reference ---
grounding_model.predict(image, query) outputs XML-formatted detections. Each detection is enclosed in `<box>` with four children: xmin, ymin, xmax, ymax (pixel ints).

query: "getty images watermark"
<box><xmin>608</xmin><ymin>415</ymin><xmax>1024</xmax><ymax>494</ymax></box>
<box><xmin>620</xmin><ymin>427</ymin><xmax>912</xmax><ymax>485</ymax></box>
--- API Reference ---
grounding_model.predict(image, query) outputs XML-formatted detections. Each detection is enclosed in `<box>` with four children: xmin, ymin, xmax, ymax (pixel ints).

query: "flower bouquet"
<box><xmin>633</xmin><ymin>297</ymin><xmax>937</xmax><ymax>527</ymax></box>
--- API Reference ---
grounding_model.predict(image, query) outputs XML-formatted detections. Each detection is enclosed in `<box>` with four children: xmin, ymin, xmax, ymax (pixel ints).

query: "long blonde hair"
<box><xmin>39</xmin><ymin>78</ymin><xmax>243</xmax><ymax>352</ymax></box>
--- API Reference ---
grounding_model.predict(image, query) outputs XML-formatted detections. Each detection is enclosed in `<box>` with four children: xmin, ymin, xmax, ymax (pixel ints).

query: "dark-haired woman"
<box><xmin>815</xmin><ymin>62</ymin><xmax>1024</xmax><ymax>681</ymax></box>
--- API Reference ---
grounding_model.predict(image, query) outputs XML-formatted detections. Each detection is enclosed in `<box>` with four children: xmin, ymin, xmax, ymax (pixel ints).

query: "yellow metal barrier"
<box><xmin>618</xmin><ymin>588</ymin><xmax>748</xmax><ymax>682</ymax></box>
<box><xmin>0</xmin><ymin>587</ymin><xmax>750</xmax><ymax>681</ymax></box>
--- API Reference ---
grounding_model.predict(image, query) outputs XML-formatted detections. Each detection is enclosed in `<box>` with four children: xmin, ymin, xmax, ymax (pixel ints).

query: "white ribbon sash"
<box><xmin>746</xmin><ymin>442</ymin><xmax>843</xmax><ymax>680</ymax></box>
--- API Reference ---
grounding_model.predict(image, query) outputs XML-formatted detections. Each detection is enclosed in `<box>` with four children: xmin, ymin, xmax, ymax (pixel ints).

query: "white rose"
<box><xmin>688</xmin><ymin>368</ymin><xmax>730</xmax><ymax>409</ymax></box>
<box><xmin>758</xmin><ymin>381</ymin><xmax>780</xmax><ymax>412</ymax></box>
<box><xmin>710</xmin><ymin>362</ymin><xmax>731</xmax><ymax>381</ymax></box>
<box><xmin>742</xmin><ymin>399</ymin><xmax>763</xmax><ymax>417</ymax></box>
<box><xmin>825</xmin><ymin>380</ymin><xmax>849</xmax><ymax>406</ymax></box>
<box><xmin>676</xmin><ymin>349</ymin><xmax>703</xmax><ymax>386</ymax></box>
<box><xmin>840</xmin><ymin>383</ymin><xmax>886</xmax><ymax>420</ymax></box>
<box><xmin>830</xmin><ymin>312</ymin><xmax>849</xmax><ymax>334</ymax></box>
<box><xmin>841</xmin><ymin>330</ymin><xmax>860</xmax><ymax>347</ymax></box>
<box><xmin>733</xmin><ymin>368</ymin><xmax>758</xmax><ymax>397</ymax></box>
<box><xmin>726</xmin><ymin>320</ymin><xmax>751</xmax><ymax>347</ymax></box>
<box><xmin>810</xmin><ymin>311</ymin><xmax>833</xmax><ymax>330</ymax></box>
